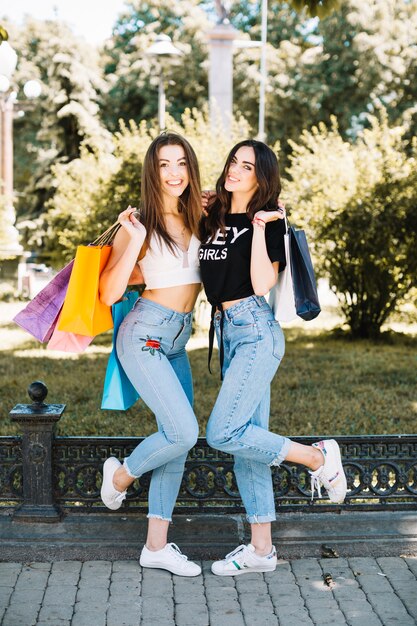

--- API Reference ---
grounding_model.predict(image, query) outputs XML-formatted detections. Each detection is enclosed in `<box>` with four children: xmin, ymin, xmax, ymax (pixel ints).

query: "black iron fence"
<box><xmin>1</xmin><ymin>382</ymin><xmax>417</xmax><ymax>522</ymax></box>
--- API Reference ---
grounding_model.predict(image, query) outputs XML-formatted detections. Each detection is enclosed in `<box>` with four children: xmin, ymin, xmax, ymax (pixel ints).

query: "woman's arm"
<box><xmin>99</xmin><ymin>208</ymin><xmax>146</xmax><ymax>306</ymax></box>
<box><xmin>250</xmin><ymin>208</ymin><xmax>285</xmax><ymax>296</ymax></box>
<box><xmin>250</xmin><ymin>222</ymin><xmax>279</xmax><ymax>296</ymax></box>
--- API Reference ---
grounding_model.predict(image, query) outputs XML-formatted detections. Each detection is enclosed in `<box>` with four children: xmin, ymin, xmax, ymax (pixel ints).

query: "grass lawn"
<box><xmin>1</xmin><ymin>301</ymin><xmax>416</xmax><ymax>437</ymax></box>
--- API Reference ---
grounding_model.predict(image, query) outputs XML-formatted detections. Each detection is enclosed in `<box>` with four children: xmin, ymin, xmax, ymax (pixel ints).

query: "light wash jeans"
<box><xmin>206</xmin><ymin>295</ymin><xmax>291</xmax><ymax>524</ymax></box>
<box><xmin>116</xmin><ymin>297</ymin><xmax>198</xmax><ymax>521</ymax></box>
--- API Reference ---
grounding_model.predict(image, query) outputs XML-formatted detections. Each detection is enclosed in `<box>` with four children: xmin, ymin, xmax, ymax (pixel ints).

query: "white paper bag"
<box><xmin>268</xmin><ymin>232</ymin><xmax>297</xmax><ymax>322</ymax></box>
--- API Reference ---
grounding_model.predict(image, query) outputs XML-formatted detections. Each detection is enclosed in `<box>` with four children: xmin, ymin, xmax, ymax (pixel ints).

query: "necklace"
<box><xmin>172</xmin><ymin>225</ymin><xmax>186</xmax><ymax>240</ymax></box>
<box><xmin>171</xmin><ymin>224</ymin><xmax>191</xmax><ymax>266</ymax></box>
<box><xmin>165</xmin><ymin>212</ymin><xmax>186</xmax><ymax>239</ymax></box>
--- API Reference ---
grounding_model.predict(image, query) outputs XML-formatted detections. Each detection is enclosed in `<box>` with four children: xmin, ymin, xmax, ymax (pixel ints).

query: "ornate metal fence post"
<box><xmin>9</xmin><ymin>381</ymin><xmax>65</xmax><ymax>522</ymax></box>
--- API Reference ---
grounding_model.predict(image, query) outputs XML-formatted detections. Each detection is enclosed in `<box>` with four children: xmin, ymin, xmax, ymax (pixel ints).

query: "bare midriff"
<box><xmin>220</xmin><ymin>297</ymin><xmax>248</xmax><ymax>311</ymax></box>
<box><xmin>141</xmin><ymin>283</ymin><xmax>201</xmax><ymax>314</ymax></box>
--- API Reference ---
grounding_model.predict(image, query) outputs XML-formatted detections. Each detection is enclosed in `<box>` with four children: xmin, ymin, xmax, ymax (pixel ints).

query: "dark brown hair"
<box><xmin>141</xmin><ymin>133</ymin><xmax>201</xmax><ymax>252</ymax></box>
<box><xmin>199</xmin><ymin>139</ymin><xmax>281</xmax><ymax>242</ymax></box>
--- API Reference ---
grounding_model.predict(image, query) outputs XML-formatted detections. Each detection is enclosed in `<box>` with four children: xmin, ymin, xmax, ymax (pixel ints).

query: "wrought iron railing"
<box><xmin>2</xmin><ymin>434</ymin><xmax>417</xmax><ymax>516</ymax></box>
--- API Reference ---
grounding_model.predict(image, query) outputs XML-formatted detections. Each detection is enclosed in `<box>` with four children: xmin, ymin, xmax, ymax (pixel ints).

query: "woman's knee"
<box><xmin>176</xmin><ymin>419</ymin><xmax>198</xmax><ymax>451</ymax></box>
<box><xmin>206</xmin><ymin>418</ymin><xmax>230</xmax><ymax>451</ymax></box>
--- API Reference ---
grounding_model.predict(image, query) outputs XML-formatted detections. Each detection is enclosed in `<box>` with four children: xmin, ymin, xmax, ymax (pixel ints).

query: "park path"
<box><xmin>1</xmin><ymin>556</ymin><xmax>417</xmax><ymax>625</ymax></box>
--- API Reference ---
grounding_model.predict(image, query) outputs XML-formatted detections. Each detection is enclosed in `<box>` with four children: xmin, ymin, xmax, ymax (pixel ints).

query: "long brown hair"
<box><xmin>141</xmin><ymin>133</ymin><xmax>201</xmax><ymax>252</ymax></box>
<box><xmin>200</xmin><ymin>139</ymin><xmax>281</xmax><ymax>242</ymax></box>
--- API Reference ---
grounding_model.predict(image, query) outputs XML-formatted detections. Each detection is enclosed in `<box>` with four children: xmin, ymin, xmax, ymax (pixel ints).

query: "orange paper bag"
<box><xmin>57</xmin><ymin>244</ymin><xmax>113</xmax><ymax>336</ymax></box>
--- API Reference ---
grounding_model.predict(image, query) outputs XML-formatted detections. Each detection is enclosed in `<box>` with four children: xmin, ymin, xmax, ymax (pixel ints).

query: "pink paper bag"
<box><xmin>47</xmin><ymin>321</ymin><xmax>94</xmax><ymax>354</ymax></box>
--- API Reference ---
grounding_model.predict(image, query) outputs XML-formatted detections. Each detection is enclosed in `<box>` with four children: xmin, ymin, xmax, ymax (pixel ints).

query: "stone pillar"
<box><xmin>207</xmin><ymin>22</ymin><xmax>238</xmax><ymax>136</ymax></box>
<box><xmin>0</xmin><ymin>97</ymin><xmax>13</xmax><ymax>200</ymax></box>
<box><xmin>0</xmin><ymin>95</ymin><xmax>23</xmax><ymax>260</ymax></box>
<box><xmin>10</xmin><ymin>381</ymin><xmax>66</xmax><ymax>522</ymax></box>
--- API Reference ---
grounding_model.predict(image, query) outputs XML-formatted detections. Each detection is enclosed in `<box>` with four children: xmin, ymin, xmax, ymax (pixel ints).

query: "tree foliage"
<box><xmin>229</xmin><ymin>0</ymin><xmax>417</xmax><ymax>149</ymax></box>
<box><xmin>0</xmin><ymin>24</ymin><xmax>8</xmax><ymax>41</ymax></box>
<box><xmin>6</xmin><ymin>18</ymin><xmax>111</xmax><ymax>222</ymax></box>
<box><xmin>101</xmin><ymin>0</ymin><xmax>210</xmax><ymax>132</ymax></box>
<box><xmin>38</xmin><ymin>107</ymin><xmax>250</xmax><ymax>267</ymax></box>
<box><xmin>290</xmin><ymin>0</ymin><xmax>341</xmax><ymax>17</ymax></box>
<box><xmin>4</xmin><ymin>0</ymin><xmax>417</xmax><ymax>337</ymax></box>
<box><xmin>285</xmin><ymin>111</ymin><xmax>417</xmax><ymax>338</ymax></box>
<box><xmin>0</xmin><ymin>194</ymin><xmax>20</xmax><ymax>257</ymax></box>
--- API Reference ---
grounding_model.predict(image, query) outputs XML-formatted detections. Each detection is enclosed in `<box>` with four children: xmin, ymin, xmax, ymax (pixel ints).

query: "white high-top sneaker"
<box><xmin>309</xmin><ymin>439</ymin><xmax>347</xmax><ymax>503</ymax></box>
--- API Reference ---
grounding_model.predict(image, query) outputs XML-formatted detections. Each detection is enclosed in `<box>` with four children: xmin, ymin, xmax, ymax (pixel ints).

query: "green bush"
<box><xmin>285</xmin><ymin>111</ymin><xmax>417</xmax><ymax>338</ymax></box>
<box><xmin>0</xmin><ymin>283</ymin><xmax>16</xmax><ymax>302</ymax></box>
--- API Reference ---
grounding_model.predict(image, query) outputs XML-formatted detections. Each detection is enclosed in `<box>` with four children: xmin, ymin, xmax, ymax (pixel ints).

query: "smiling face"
<box><xmin>224</xmin><ymin>146</ymin><xmax>258</xmax><ymax>195</ymax></box>
<box><xmin>158</xmin><ymin>144</ymin><xmax>189</xmax><ymax>200</ymax></box>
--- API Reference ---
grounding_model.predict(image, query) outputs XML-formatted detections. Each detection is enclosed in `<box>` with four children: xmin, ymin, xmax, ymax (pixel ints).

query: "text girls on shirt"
<box><xmin>199</xmin><ymin>225</ymin><xmax>250</xmax><ymax>261</ymax></box>
<box><xmin>199</xmin><ymin>213</ymin><xmax>286</xmax><ymax>306</ymax></box>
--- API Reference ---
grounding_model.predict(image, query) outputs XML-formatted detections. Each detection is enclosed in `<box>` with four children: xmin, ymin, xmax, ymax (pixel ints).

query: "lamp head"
<box><xmin>0</xmin><ymin>41</ymin><xmax>17</xmax><ymax>79</ymax></box>
<box><xmin>147</xmin><ymin>34</ymin><xmax>183</xmax><ymax>57</ymax></box>
<box><xmin>23</xmin><ymin>80</ymin><xmax>42</xmax><ymax>99</ymax></box>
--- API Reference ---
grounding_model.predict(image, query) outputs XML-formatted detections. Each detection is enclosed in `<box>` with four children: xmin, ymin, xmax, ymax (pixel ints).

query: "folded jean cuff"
<box><xmin>147</xmin><ymin>513</ymin><xmax>172</xmax><ymax>522</ymax></box>
<box><xmin>246</xmin><ymin>513</ymin><xmax>276</xmax><ymax>524</ymax></box>
<box><xmin>123</xmin><ymin>459</ymin><xmax>138</xmax><ymax>479</ymax></box>
<box><xmin>269</xmin><ymin>436</ymin><xmax>292</xmax><ymax>467</ymax></box>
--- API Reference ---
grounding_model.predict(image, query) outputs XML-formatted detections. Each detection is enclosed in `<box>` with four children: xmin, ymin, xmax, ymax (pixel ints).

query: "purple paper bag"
<box><xmin>13</xmin><ymin>260</ymin><xmax>74</xmax><ymax>342</ymax></box>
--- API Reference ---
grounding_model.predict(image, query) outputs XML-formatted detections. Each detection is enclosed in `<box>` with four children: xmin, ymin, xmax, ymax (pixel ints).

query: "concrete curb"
<box><xmin>1</xmin><ymin>510</ymin><xmax>416</xmax><ymax>562</ymax></box>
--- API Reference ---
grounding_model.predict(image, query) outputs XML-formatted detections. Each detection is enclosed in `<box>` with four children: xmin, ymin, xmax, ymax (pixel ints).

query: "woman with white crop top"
<box><xmin>99</xmin><ymin>133</ymin><xmax>202</xmax><ymax>577</ymax></box>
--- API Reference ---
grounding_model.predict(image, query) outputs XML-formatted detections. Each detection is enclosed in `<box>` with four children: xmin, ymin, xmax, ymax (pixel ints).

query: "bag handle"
<box><xmin>90</xmin><ymin>222</ymin><xmax>121</xmax><ymax>247</ymax></box>
<box><xmin>283</xmin><ymin>216</ymin><xmax>291</xmax><ymax>234</ymax></box>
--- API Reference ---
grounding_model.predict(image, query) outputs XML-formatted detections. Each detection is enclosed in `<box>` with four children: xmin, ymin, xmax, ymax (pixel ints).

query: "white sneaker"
<box><xmin>309</xmin><ymin>439</ymin><xmax>347</xmax><ymax>503</ymax></box>
<box><xmin>140</xmin><ymin>543</ymin><xmax>201</xmax><ymax>577</ymax></box>
<box><xmin>100</xmin><ymin>457</ymin><xmax>127</xmax><ymax>510</ymax></box>
<box><xmin>211</xmin><ymin>544</ymin><xmax>277</xmax><ymax>576</ymax></box>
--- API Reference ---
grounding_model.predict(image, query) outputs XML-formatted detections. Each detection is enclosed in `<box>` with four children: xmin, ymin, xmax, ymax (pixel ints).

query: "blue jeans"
<box><xmin>116</xmin><ymin>298</ymin><xmax>198</xmax><ymax>521</ymax></box>
<box><xmin>206</xmin><ymin>295</ymin><xmax>291</xmax><ymax>524</ymax></box>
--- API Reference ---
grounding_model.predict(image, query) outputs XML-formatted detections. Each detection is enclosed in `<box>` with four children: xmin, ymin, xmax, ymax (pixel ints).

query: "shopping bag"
<box><xmin>13</xmin><ymin>260</ymin><xmax>74</xmax><ymax>342</ymax></box>
<box><xmin>47</xmin><ymin>311</ymin><xmax>94</xmax><ymax>353</ymax></box>
<box><xmin>101</xmin><ymin>291</ymin><xmax>140</xmax><ymax>410</ymax></box>
<box><xmin>58</xmin><ymin>244</ymin><xmax>113</xmax><ymax>336</ymax></box>
<box><xmin>57</xmin><ymin>222</ymin><xmax>122</xmax><ymax>336</ymax></box>
<box><xmin>268</xmin><ymin>232</ymin><xmax>297</xmax><ymax>322</ymax></box>
<box><xmin>269</xmin><ymin>220</ymin><xmax>320</xmax><ymax>322</ymax></box>
<box><xmin>290</xmin><ymin>226</ymin><xmax>321</xmax><ymax>321</ymax></box>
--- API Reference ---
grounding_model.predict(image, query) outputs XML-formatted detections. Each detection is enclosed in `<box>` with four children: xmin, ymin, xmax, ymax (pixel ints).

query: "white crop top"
<box><xmin>138</xmin><ymin>233</ymin><xmax>201</xmax><ymax>289</ymax></box>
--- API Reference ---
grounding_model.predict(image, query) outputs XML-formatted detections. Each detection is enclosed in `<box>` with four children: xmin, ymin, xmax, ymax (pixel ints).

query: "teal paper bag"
<box><xmin>101</xmin><ymin>291</ymin><xmax>140</xmax><ymax>410</ymax></box>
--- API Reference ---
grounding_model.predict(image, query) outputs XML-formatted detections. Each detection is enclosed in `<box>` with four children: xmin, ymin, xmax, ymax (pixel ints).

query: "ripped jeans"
<box><xmin>116</xmin><ymin>298</ymin><xmax>198</xmax><ymax>521</ymax></box>
<box><xmin>206</xmin><ymin>295</ymin><xmax>291</xmax><ymax>524</ymax></box>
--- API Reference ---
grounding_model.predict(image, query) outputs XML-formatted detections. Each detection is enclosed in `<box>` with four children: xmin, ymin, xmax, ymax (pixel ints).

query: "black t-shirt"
<box><xmin>199</xmin><ymin>213</ymin><xmax>286</xmax><ymax>306</ymax></box>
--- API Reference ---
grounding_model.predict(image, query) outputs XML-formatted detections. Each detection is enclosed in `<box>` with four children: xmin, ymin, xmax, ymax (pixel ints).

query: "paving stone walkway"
<box><xmin>1</xmin><ymin>556</ymin><xmax>416</xmax><ymax>626</ymax></box>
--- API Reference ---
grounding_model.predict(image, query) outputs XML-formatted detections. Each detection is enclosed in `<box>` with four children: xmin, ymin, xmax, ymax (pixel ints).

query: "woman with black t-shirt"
<box><xmin>199</xmin><ymin>140</ymin><xmax>347</xmax><ymax>576</ymax></box>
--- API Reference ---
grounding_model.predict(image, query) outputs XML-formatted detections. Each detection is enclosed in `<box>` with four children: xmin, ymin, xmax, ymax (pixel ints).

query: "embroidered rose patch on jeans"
<box><xmin>140</xmin><ymin>336</ymin><xmax>165</xmax><ymax>358</ymax></box>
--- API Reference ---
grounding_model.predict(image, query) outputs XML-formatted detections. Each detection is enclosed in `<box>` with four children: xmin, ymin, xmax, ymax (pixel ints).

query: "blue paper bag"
<box><xmin>101</xmin><ymin>291</ymin><xmax>140</xmax><ymax>410</ymax></box>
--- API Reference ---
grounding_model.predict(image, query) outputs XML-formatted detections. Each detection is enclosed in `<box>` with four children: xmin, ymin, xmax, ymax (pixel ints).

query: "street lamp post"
<box><xmin>258</xmin><ymin>0</ymin><xmax>268</xmax><ymax>142</ymax></box>
<box><xmin>146</xmin><ymin>34</ymin><xmax>183</xmax><ymax>131</ymax></box>
<box><xmin>234</xmin><ymin>0</ymin><xmax>268</xmax><ymax>141</ymax></box>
